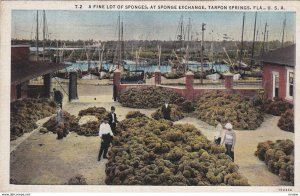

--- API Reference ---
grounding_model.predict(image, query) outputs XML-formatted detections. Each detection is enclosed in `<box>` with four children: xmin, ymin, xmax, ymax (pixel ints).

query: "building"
<box><xmin>262</xmin><ymin>44</ymin><xmax>295</xmax><ymax>103</ymax></box>
<box><xmin>11</xmin><ymin>45</ymin><xmax>69</xmax><ymax>102</ymax></box>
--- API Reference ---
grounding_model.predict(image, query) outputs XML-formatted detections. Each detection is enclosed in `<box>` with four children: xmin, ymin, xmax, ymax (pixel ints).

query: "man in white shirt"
<box><xmin>98</xmin><ymin>117</ymin><xmax>114</xmax><ymax>161</ymax></box>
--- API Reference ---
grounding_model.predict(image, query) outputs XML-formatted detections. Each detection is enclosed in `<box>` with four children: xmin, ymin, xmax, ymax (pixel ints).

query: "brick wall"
<box><xmin>114</xmin><ymin>69</ymin><xmax>260</xmax><ymax>101</ymax></box>
<box><xmin>262</xmin><ymin>63</ymin><xmax>287</xmax><ymax>100</ymax></box>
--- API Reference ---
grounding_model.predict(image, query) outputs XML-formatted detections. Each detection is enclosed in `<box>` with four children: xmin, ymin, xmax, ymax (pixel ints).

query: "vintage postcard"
<box><xmin>0</xmin><ymin>0</ymin><xmax>299</xmax><ymax>193</ymax></box>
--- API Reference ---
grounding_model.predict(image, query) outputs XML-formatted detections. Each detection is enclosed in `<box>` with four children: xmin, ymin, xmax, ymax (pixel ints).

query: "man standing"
<box><xmin>98</xmin><ymin>117</ymin><xmax>114</xmax><ymax>161</ymax></box>
<box><xmin>222</xmin><ymin>122</ymin><xmax>236</xmax><ymax>162</ymax></box>
<box><xmin>214</xmin><ymin>120</ymin><xmax>223</xmax><ymax>145</ymax></box>
<box><xmin>108</xmin><ymin>106</ymin><xmax>118</xmax><ymax>135</ymax></box>
<box><xmin>56</xmin><ymin>106</ymin><xmax>66</xmax><ymax>139</ymax></box>
<box><xmin>161</xmin><ymin>101</ymin><xmax>171</xmax><ymax>120</ymax></box>
<box><xmin>53</xmin><ymin>88</ymin><xmax>63</xmax><ymax>108</ymax></box>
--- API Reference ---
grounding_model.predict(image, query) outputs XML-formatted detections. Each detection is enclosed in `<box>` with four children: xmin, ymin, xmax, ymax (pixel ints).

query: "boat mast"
<box><xmin>36</xmin><ymin>11</ymin><xmax>39</xmax><ymax>61</ymax></box>
<box><xmin>261</xmin><ymin>22</ymin><xmax>268</xmax><ymax>56</ymax></box>
<box><xmin>158</xmin><ymin>45</ymin><xmax>161</xmax><ymax>70</ymax></box>
<box><xmin>239</xmin><ymin>12</ymin><xmax>245</xmax><ymax>72</ymax></box>
<box><xmin>121</xmin><ymin>20</ymin><xmax>124</xmax><ymax>63</ymax></box>
<box><xmin>200</xmin><ymin>23</ymin><xmax>206</xmax><ymax>84</ymax></box>
<box><xmin>251</xmin><ymin>12</ymin><xmax>257</xmax><ymax>67</ymax></box>
<box><xmin>281</xmin><ymin>16</ymin><xmax>286</xmax><ymax>47</ymax></box>
<box><xmin>118</xmin><ymin>14</ymin><xmax>121</xmax><ymax>69</ymax></box>
<box><xmin>42</xmin><ymin>10</ymin><xmax>46</xmax><ymax>62</ymax></box>
<box><xmin>266</xmin><ymin>30</ymin><xmax>269</xmax><ymax>52</ymax></box>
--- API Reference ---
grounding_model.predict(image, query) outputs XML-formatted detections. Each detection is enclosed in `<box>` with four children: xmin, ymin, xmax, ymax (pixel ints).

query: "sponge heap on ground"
<box><xmin>255</xmin><ymin>139</ymin><xmax>294</xmax><ymax>184</ymax></box>
<box><xmin>278</xmin><ymin>109</ymin><xmax>294</xmax><ymax>133</ymax></box>
<box><xmin>118</xmin><ymin>87</ymin><xmax>185</xmax><ymax>108</ymax></box>
<box><xmin>105</xmin><ymin>112</ymin><xmax>249</xmax><ymax>186</ymax></box>
<box><xmin>151</xmin><ymin>104</ymin><xmax>184</xmax><ymax>122</ymax></box>
<box><xmin>10</xmin><ymin>98</ymin><xmax>57</xmax><ymax>140</ymax></box>
<box><xmin>195</xmin><ymin>91</ymin><xmax>264</xmax><ymax>130</ymax></box>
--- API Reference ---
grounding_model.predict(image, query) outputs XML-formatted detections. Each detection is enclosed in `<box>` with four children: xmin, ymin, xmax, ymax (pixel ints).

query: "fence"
<box><xmin>113</xmin><ymin>69</ymin><xmax>263</xmax><ymax>101</ymax></box>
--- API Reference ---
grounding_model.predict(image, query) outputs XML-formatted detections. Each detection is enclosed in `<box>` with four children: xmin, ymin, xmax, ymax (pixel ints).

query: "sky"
<box><xmin>12</xmin><ymin>10</ymin><xmax>295</xmax><ymax>42</ymax></box>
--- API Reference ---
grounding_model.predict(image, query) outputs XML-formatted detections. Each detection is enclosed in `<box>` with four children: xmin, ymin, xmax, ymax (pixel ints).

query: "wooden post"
<box><xmin>69</xmin><ymin>71</ymin><xmax>78</xmax><ymax>101</ymax></box>
<box><xmin>43</xmin><ymin>73</ymin><xmax>51</xmax><ymax>98</ymax></box>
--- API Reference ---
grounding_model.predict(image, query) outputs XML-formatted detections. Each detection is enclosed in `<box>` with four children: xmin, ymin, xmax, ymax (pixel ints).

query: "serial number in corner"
<box><xmin>279</xmin><ymin>188</ymin><xmax>293</xmax><ymax>191</ymax></box>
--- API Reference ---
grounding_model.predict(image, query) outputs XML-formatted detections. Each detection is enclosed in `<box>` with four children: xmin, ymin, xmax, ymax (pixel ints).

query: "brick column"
<box><xmin>113</xmin><ymin>69</ymin><xmax>121</xmax><ymax>101</ymax></box>
<box><xmin>185</xmin><ymin>71</ymin><xmax>194</xmax><ymax>101</ymax></box>
<box><xmin>223</xmin><ymin>72</ymin><xmax>234</xmax><ymax>91</ymax></box>
<box><xmin>154</xmin><ymin>69</ymin><xmax>161</xmax><ymax>85</ymax></box>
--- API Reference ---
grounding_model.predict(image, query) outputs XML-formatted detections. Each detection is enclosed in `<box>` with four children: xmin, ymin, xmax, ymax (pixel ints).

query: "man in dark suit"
<box><xmin>161</xmin><ymin>101</ymin><xmax>171</xmax><ymax>120</ymax></box>
<box><xmin>108</xmin><ymin>106</ymin><xmax>118</xmax><ymax>135</ymax></box>
<box><xmin>53</xmin><ymin>88</ymin><xmax>63</xmax><ymax>108</ymax></box>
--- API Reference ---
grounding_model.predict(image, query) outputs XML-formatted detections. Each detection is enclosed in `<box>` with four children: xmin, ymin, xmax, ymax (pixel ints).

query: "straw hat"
<box><xmin>225</xmin><ymin>123</ymin><xmax>233</xmax><ymax>130</ymax></box>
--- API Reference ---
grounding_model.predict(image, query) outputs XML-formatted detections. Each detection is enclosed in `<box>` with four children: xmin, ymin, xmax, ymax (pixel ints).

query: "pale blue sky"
<box><xmin>12</xmin><ymin>10</ymin><xmax>295</xmax><ymax>42</ymax></box>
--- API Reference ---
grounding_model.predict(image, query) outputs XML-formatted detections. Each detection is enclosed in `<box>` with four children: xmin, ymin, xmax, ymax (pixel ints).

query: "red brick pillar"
<box><xmin>113</xmin><ymin>69</ymin><xmax>121</xmax><ymax>101</ymax></box>
<box><xmin>185</xmin><ymin>71</ymin><xmax>194</xmax><ymax>101</ymax></box>
<box><xmin>223</xmin><ymin>72</ymin><xmax>234</xmax><ymax>91</ymax></box>
<box><xmin>154</xmin><ymin>69</ymin><xmax>161</xmax><ymax>85</ymax></box>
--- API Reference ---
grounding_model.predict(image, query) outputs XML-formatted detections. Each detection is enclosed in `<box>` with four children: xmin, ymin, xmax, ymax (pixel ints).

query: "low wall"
<box><xmin>114</xmin><ymin>69</ymin><xmax>262</xmax><ymax>101</ymax></box>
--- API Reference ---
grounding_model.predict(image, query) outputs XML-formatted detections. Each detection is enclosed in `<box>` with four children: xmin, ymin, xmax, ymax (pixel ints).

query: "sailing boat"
<box><xmin>110</xmin><ymin>15</ymin><xmax>125</xmax><ymax>73</ymax></box>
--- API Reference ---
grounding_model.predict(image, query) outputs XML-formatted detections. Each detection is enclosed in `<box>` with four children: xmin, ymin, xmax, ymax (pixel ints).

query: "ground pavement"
<box><xmin>10</xmin><ymin>88</ymin><xmax>294</xmax><ymax>185</ymax></box>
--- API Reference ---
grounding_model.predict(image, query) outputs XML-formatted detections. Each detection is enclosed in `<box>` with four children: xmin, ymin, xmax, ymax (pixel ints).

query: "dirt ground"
<box><xmin>10</xmin><ymin>84</ymin><xmax>294</xmax><ymax>186</ymax></box>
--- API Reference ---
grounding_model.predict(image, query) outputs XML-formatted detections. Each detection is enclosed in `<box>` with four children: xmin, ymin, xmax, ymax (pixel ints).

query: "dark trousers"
<box><xmin>98</xmin><ymin>144</ymin><xmax>109</xmax><ymax>160</ymax></box>
<box><xmin>110</xmin><ymin>123</ymin><xmax>117</xmax><ymax>135</ymax></box>
<box><xmin>98</xmin><ymin>138</ymin><xmax>111</xmax><ymax>160</ymax></box>
<box><xmin>225</xmin><ymin>144</ymin><xmax>234</xmax><ymax>162</ymax></box>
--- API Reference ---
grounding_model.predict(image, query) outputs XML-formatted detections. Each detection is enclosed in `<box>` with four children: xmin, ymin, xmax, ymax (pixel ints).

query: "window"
<box><xmin>286</xmin><ymin>69</ymin><xmax>294</xmax><ymax>99</ymax></box>
<box><xmin>272</xmin><ymin>72</ymin><xmax>279</xmax><ymax>98</ymax></box>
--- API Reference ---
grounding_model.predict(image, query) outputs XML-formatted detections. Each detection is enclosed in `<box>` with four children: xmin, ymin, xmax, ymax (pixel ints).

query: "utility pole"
<box><xmin>36</xmin><ymin>11</ymin><xmax>39</xmax><ymax>61</ymax></box>
<box><xmin>200</xmin><ymin>23</ymin><xmax>206</xmax><ymax>85</ymax></box>
<box><xmin>158</xmin><ymin>45</ymin><xmax>161</xmax><ymax>70</ymax></box>
<box><xmin>251</xmin><ymin>12</ymin><xmax>257</xmax><ymax>67</ymax></box>
<box><xmin>121</xmin><ymin>20</ymin><xmax>124</xmax><ymax>63</ymax></box>
<box><xmin>239</xmin><ymin>12</ymin><xmax>245</xmax><ymax>72</ymax></box>
<box><xmin>42</xmin><ymin>10</ymin><xmax>46</xmax><ymax>62</ymax></box>
<box><xmin>281</xmin><ymin>16</ymin><xmax>286</xmax><ymax>47</ymax></box>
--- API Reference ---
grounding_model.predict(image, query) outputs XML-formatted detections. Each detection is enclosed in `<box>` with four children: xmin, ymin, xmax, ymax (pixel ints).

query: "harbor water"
<box><xmin>65</xmin><ymin>61</ymin><xmax>230</xmax><ymax>73</ymax></box>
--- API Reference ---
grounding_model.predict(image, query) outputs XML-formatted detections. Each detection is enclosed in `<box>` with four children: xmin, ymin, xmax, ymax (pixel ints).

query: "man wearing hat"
<box><xmin>108</xmin><ymin>106</ymin><xmax>118</xmax><ymax>135</ymax></box>
<box><xmin>98</xmin><ymin>117</ymin><xmax>114</xmax><ymax>161</ymax></box>
<box><xmin>222</xmin><ymin>122</ymin><xmax>236</xmax><ymax>162</ymax></box>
